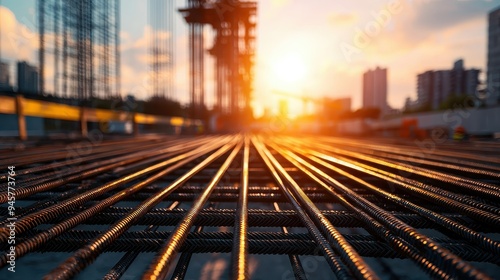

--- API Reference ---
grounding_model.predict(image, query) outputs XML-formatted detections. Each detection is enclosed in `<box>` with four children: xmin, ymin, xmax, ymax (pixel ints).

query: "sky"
<box><xmin>0</xmin><ymin>0</ymin><xmax>499</xmax><ymax>117</ymax></box>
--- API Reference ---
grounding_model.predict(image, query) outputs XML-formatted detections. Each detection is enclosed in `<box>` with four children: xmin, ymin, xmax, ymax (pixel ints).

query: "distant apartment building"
<box><xmin>404</xmin><ymin>97</ymin><xmax>420</xmax><ymax>112</ymax></box>
<box><xmin>0</xmin><ymin>61</ymin><xmax>13</xmax><ymax>91</ymax></box>
<box><xmin>431</xmin><ymin>70</ymin><xmax>451</xmax><ymax>110</ymax></box>
<box><xmin>17</xmin><ymin>61</ymin><xmax>39</xmax><ymax>94</ymax></box>
<box><xmin>363</xmin><ymin>67</ymin><xmax>387</xmax><ymax>112</ymax></box>
<box><xmin>417</xmin><ymin>70</ymin><xmax>434</xmax><ymax>108</ymax></box>
<box><xmin>416</xmin><ymin>59</ymin><xmax>479</xmax><ymax>110</ymax></box>
<box><xmin>487</xmin><ymin>6</ymin><xmax>500</xmax><ymax>105</ymax></box>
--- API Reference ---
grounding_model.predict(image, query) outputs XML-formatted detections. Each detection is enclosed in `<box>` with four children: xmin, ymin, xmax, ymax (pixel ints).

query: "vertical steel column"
<box><xmin>168</xmin><ymin>0</ymin><xmax>174</xmax><ymax>99</ymax></box>
<box><xmin>103</xmin><ymin>0</ymin><xmax>111</xmax><ymax>98</ymax></box>
<box><xmin>197</xmin><ymin>24</ymin><xmax>205</xmax><ymax>118</ymax></box>
<box><xmin>80</xmin><ymin>107</ymin><xmax>88</xmax><ymax>137</ymax></box>
<box><xmin>38</xmin><ymin>0</ymin><xmax>45</xmax><ymax>95</ymax></box>
<box><xmin>230</xmin><ymin>16</ymin><xmax>239</xmax><ymax>113</ymax></box>
<box><xmin>215</xmin><ymin>31</ymin><xmax>222</xmax><ymax>112</ymax></box>
<box><xmin>62</xmin><ymin>0</ymin><xmax>68</xmax><ymax>97</ymax></box>
<box><xmin>179</xmin><ymin>1</ymin><xmax>256</xmax><ymax>116</ymax></box>
<box><xmin>148</xmin><ymin>0</ymin><xmax>173</xmax><ymax>99</ymax></box>
<box><xmin>39</xmin><ymin>0</ymin><xmax>120</xmax><ymax>100</ymax></box>
<box><xmin>76</xmin><ymin>0</ymin><xmax>83</xmax><ymax>100</ymax></box>
<box><xmin>53</xmin><ymin>0</ymin><xmax>60</xmax><ymax>96</ymax></box>
<box><xmin>88</xmin><ymin>0</ymin><xmax>94</xmax><ymax>99</ymax></box>
<box><xmin>115</xmin><ymin>0</ymin><xmax>120</xmax><ymax>97</ymax></box>
<box><xmin>0</xmin><ymin>0</ymin><xmax>2</xmax><ymax>62</ymax></box>
<box><xmin>189</xmin><ymin>19</ymin><xmax>195</xmax><ymax>116</ymax></box>
<box><xmin>16</xmin><ymin>95</ymin><xmax>27</xmax><ymax>141</ymax></box>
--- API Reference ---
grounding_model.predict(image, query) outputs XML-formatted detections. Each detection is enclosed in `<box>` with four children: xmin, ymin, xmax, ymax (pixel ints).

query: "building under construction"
<box><xmin>149</xmin><ymin>0</ymin><xmax>175</xmax><ymax>99</ymax></box>
<box><xmin>38</xmin><ymin>0</ymin><xmax>120</xmax><ymax>100</ymax></box>
<box><xmin>179</xmin><ymin>0</ymin><xmax>257</xmax><ymax>118</ymax></box>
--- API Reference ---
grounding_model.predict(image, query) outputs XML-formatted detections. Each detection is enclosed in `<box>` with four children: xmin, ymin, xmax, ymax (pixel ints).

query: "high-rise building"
<box><xmin>432</xmin><ymin>70</ymin><xmax>451</xmax><ymax>110</ymax></box>
<box><xmin>363</xmin><ymin>67</ymin><xmax>387</xmax><ymax>112</ymax></box>
<box><xmin>0</xmin><ymin>61</ymin><xmax>13</xmax><ymax>91</ymax></box>
<box><xmin>416</xmin><ymin>59</ymin><xmax>479</xmax><ymax>110</ymax></box>
<box><xmin>487</xmin><ymin>6</ymin><xmax>500</xmax><ymax>105</ymax></box>
<box><xmin>17</xmin><ymin>61</ymin><xmax>39</xmax><ymax>95</ymax></box>
<box><xmin>417</xmin><ymin>71</ymin><xmax>434</xmax><ymax>109</ymax></box>
<box><xmin>450</xmin><ymin>59</ymin><xmax>466</xmax><ymax>96</ymax></box>
<box><xmin>464</xmin><ymin>69</ymin><xmax>481</xmax><ymax>97</ymax></box>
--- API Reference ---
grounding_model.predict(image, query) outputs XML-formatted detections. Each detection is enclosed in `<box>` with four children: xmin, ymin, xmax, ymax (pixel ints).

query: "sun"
<box><xmin>271</xmin><ymin>52</ymin><xmax>307</xmax><ymax>88</ymax></box>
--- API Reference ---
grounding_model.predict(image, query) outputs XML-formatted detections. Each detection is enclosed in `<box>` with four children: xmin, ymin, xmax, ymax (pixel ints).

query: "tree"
<box><xmin>143</xmin><ymin>96</ymin><xmax>185</xmax><ymax>117</ymax></box>
<box><xmin>338</xmin><ymin>107</ymin><xmax>381</xmax><ymax>120</ymax></box>
<box><xmin>438</xmin><ymin>94</ymin><xmax>474</xmax><ymax>111</ymax></box>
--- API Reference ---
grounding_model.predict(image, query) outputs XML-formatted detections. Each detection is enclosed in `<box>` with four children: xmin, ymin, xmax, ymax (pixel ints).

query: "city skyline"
<box><xmin>1</xmin><ymin>3</ymin><xmax>500</xmax><ymax>277</ymax></box>
<box><xmin>487</xmin><ymin>5</ymin><xmax>500</xmax><ymax>105</ymax></box>
<box><xmin>412</xmin><ymin>58</ymin><xmax>480</xmax><ymax>111</ymax></box>
<box><xmin>0</xmin><ymin>1</ymin><xmax>498</xmax><ymax>117</ymax></box>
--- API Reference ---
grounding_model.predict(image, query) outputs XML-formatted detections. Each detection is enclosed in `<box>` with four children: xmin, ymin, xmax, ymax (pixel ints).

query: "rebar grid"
<box><xmin>0</xmin><ymin>135</ymin><xmax>499</xmax><ymax>279</ymax></box>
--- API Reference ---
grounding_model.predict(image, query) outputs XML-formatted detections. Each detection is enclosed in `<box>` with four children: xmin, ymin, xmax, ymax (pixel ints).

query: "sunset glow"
<box><xmin>0</xmin><ymin>1</ymin><xmax>498</xmax><ymax>118</ymax></box>
<box><xmin>271</xmin><ymin>52</ymin><xmax>307</xmax><ymax>90</ymax></box>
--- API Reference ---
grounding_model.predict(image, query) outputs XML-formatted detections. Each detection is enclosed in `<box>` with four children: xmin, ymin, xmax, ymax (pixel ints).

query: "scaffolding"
<box><xmin>148</xmin><ymin>0</ymin><xmax>175</xmax><ymax>99</ymax></box>
<box><xmin>179</xmin><ymin>0</ymin><xmax>257</xmax><ymax>118</ymax></box>
<box><xmin>38</xmin><ymin>0</ymin><xmax>120</xmax><ymax>100</ymax></box>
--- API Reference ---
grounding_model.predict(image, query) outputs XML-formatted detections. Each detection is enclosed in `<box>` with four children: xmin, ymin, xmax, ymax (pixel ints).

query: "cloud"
<box><xmin>411</xmin><ymin>0</ymin><xmax>496</xmax><ymax>31</ymax></box>
<box><xmin>0</xmin><ymin>6</ymin><xmax>39</xmax><ymax>92</ymax></box>
<box><xmin>328</xmin><ymin>13</ymin><xmax>358</xmax><ymax>26</ymax></box>
<box><xmin>0</xmin><ymin>6</ymin><xmax>185</xmax><ymax>102</ymax></box>
<box><xmin>271</xmin><ymin>0</ymin><xmax>291</xmax><ymax>8</ymax></box>
<box><xmin>308</xmin><ymin>0</ymin><xmax>498</xmax><ymax>110</ymax></box>
<box><xmin>4</xmin><ymin>1</ymin><xmax>497</xmax><ymax>112</ymax></box>
<box><xmin>359</xmin><ymin>0</ymin><xmax>497</xmax><ymax>55</ymax></box>
<box><xmin>0</xmin><ymin>6</ymin><xmax>38</xmax><ymax>63</ymax></box>
<box><xmin>119</xmin><ymin>27</ymin><xmax>191</xmax><ymax>104</ymax></box>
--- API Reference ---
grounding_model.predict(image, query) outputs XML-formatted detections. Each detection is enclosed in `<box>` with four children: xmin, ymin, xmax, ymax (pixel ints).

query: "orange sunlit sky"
<box><xmin>0</xmin><ymin>0</ymin><xmax>498</xmax><ymax>117</ymax></box>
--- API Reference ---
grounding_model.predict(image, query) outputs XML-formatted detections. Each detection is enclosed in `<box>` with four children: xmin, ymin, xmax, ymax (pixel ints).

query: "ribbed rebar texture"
<box><xmin>0</xmin><ymin>134</ymin><xmax>499</xmax><ymax>279</ymax></box>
